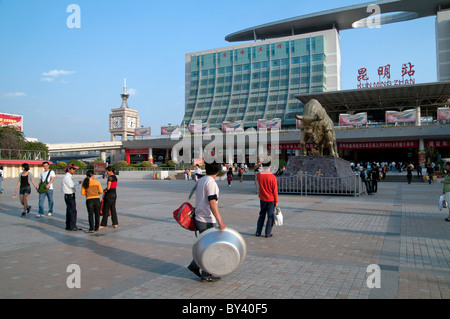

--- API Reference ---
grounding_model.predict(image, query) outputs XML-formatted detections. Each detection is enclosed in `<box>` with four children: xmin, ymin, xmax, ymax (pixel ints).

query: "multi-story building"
<box><xmin>183</xmin><ymin>29</ymin><xmax>341</xmax><ymax>129</ymax></box>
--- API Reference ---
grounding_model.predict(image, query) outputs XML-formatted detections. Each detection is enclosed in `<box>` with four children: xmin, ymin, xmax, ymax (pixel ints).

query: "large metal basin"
<box><xmin>192</xmin><ymin>227</ymin><xmax>247</xmax><ymax>277</ymax></box>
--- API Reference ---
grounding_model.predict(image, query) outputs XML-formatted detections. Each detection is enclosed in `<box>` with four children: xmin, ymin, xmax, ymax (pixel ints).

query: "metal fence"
<box><xmin>277</xmin><ymin>173</ymin><xmax>364</xmax><ymax>197</ymax></box>
<box><xmin>0</xmin><ymin>149</ymin><xmax>48</xmax><ymax>161</ymax></box>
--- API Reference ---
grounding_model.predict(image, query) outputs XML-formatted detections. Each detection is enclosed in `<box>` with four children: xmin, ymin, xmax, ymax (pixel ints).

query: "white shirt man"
<box><xmin>36</xmin><ymin>162</ymin><xmax>55</xmax><ymax>217</ymax></box>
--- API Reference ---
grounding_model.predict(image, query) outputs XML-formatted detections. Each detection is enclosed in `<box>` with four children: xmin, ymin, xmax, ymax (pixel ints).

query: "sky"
<box><xmin>0</xmin><ymin>0</ymin><xmax>438</xmax><ymax>144</ymax></box>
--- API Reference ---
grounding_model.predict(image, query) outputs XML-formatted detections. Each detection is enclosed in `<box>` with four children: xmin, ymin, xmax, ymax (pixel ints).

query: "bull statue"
<box><xmin>295</xmin><ymin>99</ymin><xmax>339</xmax><ymax>157</ymax></box>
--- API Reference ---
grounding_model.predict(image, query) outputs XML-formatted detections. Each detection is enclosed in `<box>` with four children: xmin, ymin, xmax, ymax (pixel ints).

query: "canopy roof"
<box><xmin>295</xmin><ymin>81</ymin><xmax>450</xmax><ymax>114</ymax></box>
<box><xmin>226</xmin><ymin>0</ymin><xmax>450</xmax><ymax>42</ymax></box>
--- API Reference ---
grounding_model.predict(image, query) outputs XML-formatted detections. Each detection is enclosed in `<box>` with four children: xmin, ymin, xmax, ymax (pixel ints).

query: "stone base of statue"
<box><xmin>277</xmin><ymin>156</ymin><xmax>362</xmax><ymax>196</ymax></box>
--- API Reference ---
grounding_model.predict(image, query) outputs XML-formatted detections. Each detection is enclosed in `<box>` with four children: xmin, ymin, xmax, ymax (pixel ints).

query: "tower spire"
<box><xmin>120</xmin><ymin>78</ymin><xmax>129</xmax><ymax>108</ymax></box>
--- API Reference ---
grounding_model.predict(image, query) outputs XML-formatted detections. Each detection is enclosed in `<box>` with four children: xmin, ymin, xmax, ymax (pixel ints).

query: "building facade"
<box><xmin>183</xmin><ymin>29</ymin><xmax>341</xmax><ymax>130</ymax></box>
<box><xmin>437</xmin><ymin>9</ymin><xmax>450</xmax><ymax>81</ymax></box>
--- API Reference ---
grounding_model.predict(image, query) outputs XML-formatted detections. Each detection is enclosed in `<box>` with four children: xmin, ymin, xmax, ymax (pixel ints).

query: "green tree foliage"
<box><xmin>0</xmin><ymin>127</ymin><xmax>25</xmax><ymax>150</ymax></box>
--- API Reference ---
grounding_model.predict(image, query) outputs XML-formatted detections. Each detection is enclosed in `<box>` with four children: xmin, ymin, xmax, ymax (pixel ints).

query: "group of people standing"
<box><xmin>12</xmin><ymin>162</ymin><xmax>118</xmax><ymax>233</ymax></box>
<box><xmin>359</xmin><ymin>163</ymin><xmax>380</xmax><ymax>195</ymax></box>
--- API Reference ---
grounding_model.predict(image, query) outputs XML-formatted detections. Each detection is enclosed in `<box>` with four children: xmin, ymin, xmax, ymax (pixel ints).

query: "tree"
<box><xmin>0</xmin><ymin>127</ymin><xmax>25</xmax><ymax>150</ymax></box>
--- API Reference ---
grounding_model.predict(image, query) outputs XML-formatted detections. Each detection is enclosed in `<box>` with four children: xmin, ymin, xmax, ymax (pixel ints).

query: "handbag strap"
<box><xmin>44</xmin><ymin>170</ymin><xmax>51</xmax><ymax>183</ymax></box>
<box><xmin>188</xmin><ymin>183</ymin><xmax>197</xmax><ymax>200</ymax></box>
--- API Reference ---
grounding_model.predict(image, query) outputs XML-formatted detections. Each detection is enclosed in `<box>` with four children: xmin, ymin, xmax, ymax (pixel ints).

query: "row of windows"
<box><xmin>192</xmin><ymin>70</ymin><xmax>325</xmax><ymax>89</ymax></box>
<box><xmin>190</xmin><ymin>77</ymin><xmax>324</xmax><ymax>95</ymax></box>
<box><xmin>191</xmin><ymin>54</ymin><xmax>325</xmax><ymax>77</ymax></box>
<box><xmin>191</xmin><ymin>36</ymin><xmax>325</xmax><ymax>71</ymax></box>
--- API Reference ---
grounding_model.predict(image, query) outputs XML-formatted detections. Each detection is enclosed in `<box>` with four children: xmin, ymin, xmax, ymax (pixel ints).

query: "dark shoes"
<box><xmin>188</xmin><ymin>265</ymin><xmax>221</xmax><ymax>282</ymax></box>
<box><xmin>201</xmin><ymin>275</ymin><xmax>221</xmax><ymax>283</ymax></box>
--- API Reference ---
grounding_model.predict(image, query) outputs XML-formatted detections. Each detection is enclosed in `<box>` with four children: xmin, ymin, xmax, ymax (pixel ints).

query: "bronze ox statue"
<box><xmin>295</xmin><ymin>99</ymin><xmax>339</xmax><ymax>157</ymax></box>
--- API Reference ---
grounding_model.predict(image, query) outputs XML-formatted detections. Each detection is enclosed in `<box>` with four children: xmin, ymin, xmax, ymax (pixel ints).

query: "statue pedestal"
<box><xmin>278</xmin><ymin>156</ymin><xmax>362</xmax><ymax>195</ymax></box>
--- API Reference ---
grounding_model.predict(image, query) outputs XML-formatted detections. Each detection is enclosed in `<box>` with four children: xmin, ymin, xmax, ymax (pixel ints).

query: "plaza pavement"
<box><xmin>0</xmin><ymin>175</ymin><xmax>449</xmax><ymax>300</ymax></box>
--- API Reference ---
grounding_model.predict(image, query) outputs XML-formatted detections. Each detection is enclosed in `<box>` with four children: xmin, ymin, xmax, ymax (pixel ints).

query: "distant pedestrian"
<box><xmin>370</xmin><ymin>163</ymin><xmax>380</xmax><ymax>193</ymax></box>
<box><xmin>239</xmin><ymin>165</ymin><xmax>244</xmax><ymax>182</ymax></box>
<box><xmin>0</xmin><ymin>165</ymin><xmax>3</xmax><ymax>194</ymax></box>
<box><xmin>255</xmin><ymin>158</ymin><xmax>278</xmax><ymax>238</ymax></box>
<box><xmin>194</xmin><ymin>164</ymin><xmax>202</xmax><ymax>182</ymax></box>
<box><xmin>14</xmin><ymin>163</ymin><xmax>38</xmax><ymax>217</ymax></box>
<box><xmin>187</xmin><ymin>161</ymin><xmax>226</xmax><ymax>282</ymax></box>
<box><xmin>416</xmin><ymin>164</ymin><xmax>422</xmax><ymax>178</ymax></box>
<box><xmin>226</xmin><ymin>166</ymin><xmax>233</xmax><ymax>187</ymax></box>
<box><xmin>81</xmin><ymin>170</ymin><xmax>103</xmax><ymax>233</ymax></box>
<box><xmin>360</xmin><ymin>166</ymin><xmax>373</xmax><ymax>195</ymax></box>
<box><xmin>426</xmin><ymin>164</ymin><xmax>434</xmax><ymax>184</ymax></box>
<box><xmin>100</xmin><ymin>166</ymin><xmax>118</xmax><ymax>229</ymax></box>
<box><xmin>36</xmin><ymin>161</ymin><xmax>55</xmax><ymax>218</ymax></box>
<box><xmin>406</xmin><ymin>163</ymin><xmax>414</xmax><ymax>184</ymax></box>
<box><xmin>441</xmin><ymin>162</ymin><xmax>450</xmax><ymax>222</ymax></box>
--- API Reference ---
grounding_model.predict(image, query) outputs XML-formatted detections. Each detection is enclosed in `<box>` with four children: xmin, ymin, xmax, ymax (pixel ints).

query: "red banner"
<box><xmin>339</xmin><ymin>140</ymin><xmax>418</xmax><ymax>149</ymax></box>
<box><xmin>268</xmin><ymin>140</ymin><xmax>420</xmax><ymax>150</ymax></box>
<box><xmin>0</xmin><ymin>113</ymin><xmax>23</xmax><ymax>131</ymax></box>
<box><xmin>425</xmin><ymin>140</ymin><xmax>450</xmax><ymax>148</ymax></box>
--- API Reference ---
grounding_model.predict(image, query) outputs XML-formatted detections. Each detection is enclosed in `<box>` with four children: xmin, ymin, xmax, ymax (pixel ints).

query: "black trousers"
<box><xmin>101</xmin><ymin>195</ymin><xmax>118</xmax><ymax>226</ymax></box>
<box><xmin>189</xmin><ymin>220</ymin><xmax>216</xmax><ymax>277</ymax></box>
<box><xmin>64</xmin><ymin>193</ymin><xmax>77</xmax><ymax>230</ymax></box>
<box><xmin>86</xmin><ymin>198</ymin><xmax>100</xmax><ymax>231</ymax></box>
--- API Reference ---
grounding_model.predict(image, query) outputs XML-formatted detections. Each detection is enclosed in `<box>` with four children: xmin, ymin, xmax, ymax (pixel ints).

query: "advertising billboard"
<box><xmin>0</xmin><ymin>113</ymin><xmax>23</xmax><ymax>131</ymax></box>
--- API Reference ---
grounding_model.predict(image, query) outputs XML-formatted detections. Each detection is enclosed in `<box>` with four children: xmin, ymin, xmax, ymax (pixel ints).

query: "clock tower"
<box><xmin>109</xmin><ymin>78</ymin><xmax>140</xmax><ymax>141</ymax></box>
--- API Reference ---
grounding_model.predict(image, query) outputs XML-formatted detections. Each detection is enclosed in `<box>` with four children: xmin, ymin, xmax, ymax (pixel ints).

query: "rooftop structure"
<box><xmin>225</xmin><ymin>0</ymin><xmax>450</xmax><ymax>42</ymax></box>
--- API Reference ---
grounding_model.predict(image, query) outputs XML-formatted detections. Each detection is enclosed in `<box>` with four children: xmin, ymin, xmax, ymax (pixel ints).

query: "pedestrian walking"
<box><xmin>187</xmin><ymin>161</ymin><xmax>226</xmax><ymax>283</ymax></box>
<box><xmin>100</xmin><ymin>166</ymin><xmax>118</xmax><ymax>229</ymax></box>
<box><xmin>226</xmin><ymin>166</ymin><xmax>233</xmax><ymax>187</ymax></box>
<box><xmin>406</xmin><ymin>162</ymin><xmax>414</xmax><ymax>184</ymax></box>
<box><xmin>194</xmin><ymin>164</ymin><xmax>202</xmax><ymax>181</ymax></box>
<box><xmin>255</xmin><ymin>158</ymin><xmax>278</xmax><ymax>238</ymax></box>
<box><xmin>427</xmin><ymin>164</ymin><xmax>434</xmax><ymax>184</ymax></box>
<box><xmin>14</xmin><ymin>163</ymin><xmax>38</xmax><ymax>217</ymax></box>
<box><xmin>0</xmin><ymin>165</ymin><xmax>3</xmax><ymax>194</ymax></box>
<box><xmin>61</xmin><ymin>163</ymin><xmax>82</xmax><ymax>231</ymax></box>
<box><xmin>36</xmin><ymin>161</ymin><xmax>55</xmax><ymax>218</ymax></box>
<box><xmin>441</xmin><ymin>162</ymin><xmax>450</xmax><ymax>222</ymax></box>
<box><xmin>360</xmin><ymin>166</ymin><xmax>373</xmax><ymax>195</ymax></box>
<box><xmin>370</xmin><ymin>163</ymin><xmax>380</xmax><ymax>193</ymax></box>
<box><xmin>81</xmin><ymin>170</ymin><xmax>103</xmax><ymax>233</ymax></box>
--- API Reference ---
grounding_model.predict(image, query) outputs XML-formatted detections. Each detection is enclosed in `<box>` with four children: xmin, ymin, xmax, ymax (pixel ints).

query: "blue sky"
<box><xmin>0</xmin><ymin>0</ymin><xmax>437</xmax><ymax>144</ymax></box>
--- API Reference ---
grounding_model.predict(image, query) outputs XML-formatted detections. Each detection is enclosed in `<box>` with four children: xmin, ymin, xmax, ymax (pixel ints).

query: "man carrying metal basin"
<box><xmin>187</xmin><ymin>161</ymin><xmax>226</xmax><ymax>282</ymax></box>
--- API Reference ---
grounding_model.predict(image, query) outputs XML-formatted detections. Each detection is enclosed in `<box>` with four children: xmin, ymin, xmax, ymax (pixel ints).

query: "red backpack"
<box><xmin>173</xmin><ymin>184</ymin><xmax>197</xmax><ymax>232</ymax></box>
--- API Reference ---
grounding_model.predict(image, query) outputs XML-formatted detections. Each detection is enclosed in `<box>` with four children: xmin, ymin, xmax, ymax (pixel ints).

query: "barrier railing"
<box><xmin>277</xmin><ymin>173</ymin><xmax>364</xmax><ymax>197</ymax></box>
<box><xmin>0</xmin><ymin>149</ymin><xmax>48</xmax><ymax>161</ymax></box>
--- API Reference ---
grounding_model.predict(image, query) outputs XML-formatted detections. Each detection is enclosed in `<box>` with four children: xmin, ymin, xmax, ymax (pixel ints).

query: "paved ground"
<box><xmin>0</xmin><ymin>175</ymin><xmax>449</xmax><ymax>301</ymax></box>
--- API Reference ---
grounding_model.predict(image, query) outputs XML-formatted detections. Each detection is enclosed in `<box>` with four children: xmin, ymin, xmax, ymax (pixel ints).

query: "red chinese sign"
<box><xmin>357</xmin><ymin>62</ymin><xmax>415</xmax><ymax>89</ymax></box>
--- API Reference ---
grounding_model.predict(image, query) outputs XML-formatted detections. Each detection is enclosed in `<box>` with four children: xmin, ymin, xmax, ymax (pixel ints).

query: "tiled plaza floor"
<box><xmin>0</xmin><ymin>175</ymin><xmax>449</xmax><ymax>300</ymax></box>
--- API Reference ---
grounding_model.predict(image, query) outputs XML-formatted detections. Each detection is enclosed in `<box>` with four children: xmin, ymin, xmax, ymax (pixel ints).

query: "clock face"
<box><xmin>113</xmin><ymin>116</ymin><xmax>122</xmax><ymax>129</ymax></box>
<box><xmin>127</xmin><ymin>116</ymin><xmax>137</xmax><ymax>128</ymax></box>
